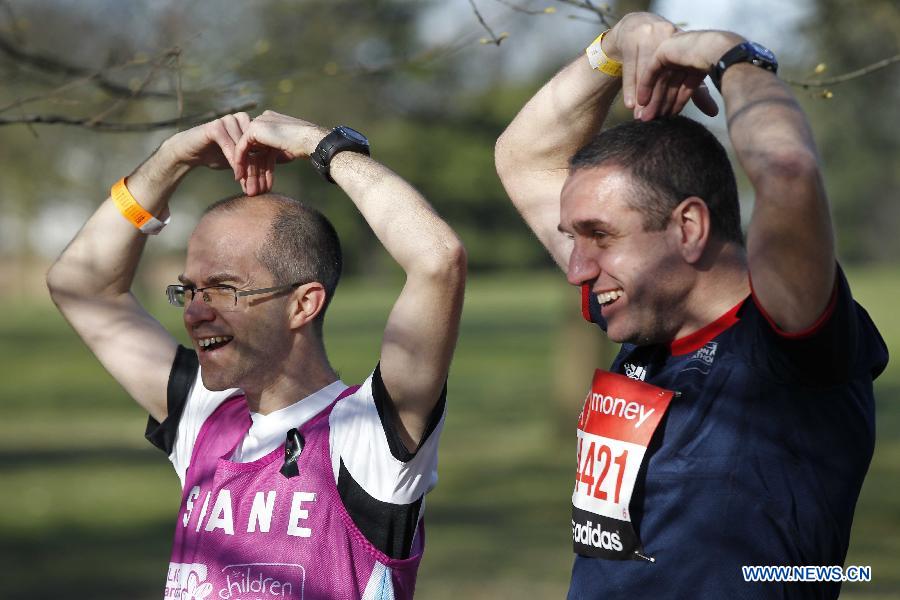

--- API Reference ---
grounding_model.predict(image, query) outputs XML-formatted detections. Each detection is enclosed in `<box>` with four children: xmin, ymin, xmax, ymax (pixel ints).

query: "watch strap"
<box><xmin>310</xmin><ymin>126</ymin><xmax>370</xmax><ymax>184</ymax></box>
<box><xmin>710</xmin><ymin>41</ymin><xmax>778</xmax><ymax>92</ymax></box>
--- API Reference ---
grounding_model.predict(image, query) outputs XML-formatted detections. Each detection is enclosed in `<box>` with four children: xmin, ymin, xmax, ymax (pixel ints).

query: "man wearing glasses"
<box><xmin>47</xmin><ymin>110</ymin><xmax>466</xmax><ymax>599</ymax></box>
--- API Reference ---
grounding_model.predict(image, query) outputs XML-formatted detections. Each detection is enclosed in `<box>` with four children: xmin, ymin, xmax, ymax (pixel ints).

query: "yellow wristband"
<box><xmin>586</xmin><ymin>30</ymin><xmax>623</xmax><ymax>78</ymax></box>
<box><xmin>111</xmin><ymin>177</ymin><xmax>169</xmax><ymax>235</ymax></box>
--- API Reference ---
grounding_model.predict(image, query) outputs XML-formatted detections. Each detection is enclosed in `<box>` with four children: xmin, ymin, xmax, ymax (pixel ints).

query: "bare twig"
<box><xmin>0</xmin><ymin>73</ymin><xmax>94</xmax><ymax>114</ymax></box>
<box><xmin>174</xmin><ymin>51</ymin><xmax>184</xmax><ymax>124</ymax></box>
<box><xmin>0</xmin><ymin>0</ymin><xmax>25</xmax><ymax>46</ymax></box>
<box><xmin>554</xmin><ymin>0</ymin><xmax>615</xmax><ymax>29</ymax></box>
<box><xmin>0</xmin><ymin>101</ymin><xmax>257</xmax><ymax>131</ymax></box>
<box><xmin>566</xmin><ymin>14</ymin><xmax>605</xmax><ymax>24</ymax></box>
<box><xmin>16</xmin><ymin>101</ymin><xmax>39</xmax><ymax>139</ymax></box>
<box><xmin>784</xmin><ymin>53</ymin><xmax>900</xmax><ymax>88</ymax></box>
<box><xmin>468</xmin><ymin>0</ymin><xmax>508</xmax><ymax>46</ymax></box>
<box><xmin>86</xmin><ymin>51</ymin><xmax>176</xmax><ymax>126</ymax></box>
<box><xmin>0</xmin><ymin>35</ymin><xmax>176</xmax><ymax>99</ymax></box>
<box><xmin>492</xmin><ymin>0</ymin><xmax>553</xmax><ymax>15</ymax></box>
<box><xmin>288</xmin><ymin>34</ymin><xmax>477</xmax><ymax>83</ymax></box>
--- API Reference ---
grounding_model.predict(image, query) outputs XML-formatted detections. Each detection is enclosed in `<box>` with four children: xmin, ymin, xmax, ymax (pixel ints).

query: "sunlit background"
<box><xmin>1</xmin><ymin>0</ymin><xmax>897</xmax><ymax>597</ymax></box>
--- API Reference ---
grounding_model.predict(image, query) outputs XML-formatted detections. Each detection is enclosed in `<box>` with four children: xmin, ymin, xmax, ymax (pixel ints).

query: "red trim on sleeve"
<box><xmin>749</xmin><ymin>276</ymin><xmax>839</xmax><ymax>340</ymax></box>
<box><xmin>581</xmin><ymin>283</ymin><xmax>593</xmax><ymax>322</ymax></box>
<box><xmin>669</xmin><ymin>299</ymin><xmax>744</xmax><ymax>356</ymax></box>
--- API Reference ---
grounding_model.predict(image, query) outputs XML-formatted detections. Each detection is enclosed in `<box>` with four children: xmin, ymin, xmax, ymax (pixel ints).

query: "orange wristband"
<box><xmin>110</xmin><ymin>177</ymin><xmax>169</xmax><ymax>234</ymax></box>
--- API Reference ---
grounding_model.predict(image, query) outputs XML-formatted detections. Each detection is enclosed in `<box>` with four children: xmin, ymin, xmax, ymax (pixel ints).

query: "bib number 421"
<box><xmin>576</xmin><ymin>438</ymin><xmax>628</xmax><ymax>504</ymax></box>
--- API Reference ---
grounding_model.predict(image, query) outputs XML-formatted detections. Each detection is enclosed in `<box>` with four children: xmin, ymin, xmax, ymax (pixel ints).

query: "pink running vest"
<box><xmin>163</xmin><ymin>386</ymin><xmax>424</xmax><ymax>599</ymax></box>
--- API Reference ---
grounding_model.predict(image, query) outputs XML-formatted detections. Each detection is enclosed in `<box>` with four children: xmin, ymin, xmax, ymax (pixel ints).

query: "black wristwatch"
<box><xmin>710</xmin><ymin>41</ymin><xmax>778</xmax><ymax>92</ymax></box>
<box><xmin>310</xmin><ymin>126</ymin><xmax>370</xmax><ymax>183</ymax></box>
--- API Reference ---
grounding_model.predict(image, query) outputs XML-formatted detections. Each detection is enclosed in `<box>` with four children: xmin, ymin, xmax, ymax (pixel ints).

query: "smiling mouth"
<box><xmin>596</xmin><ymin>289</ymin><xmax>623</xmax><ymax>306</ymax></box>
<box><xmin>197</xmin><ymin>336</ymin><xmax>233</xmax><ymax>351</ymax></box>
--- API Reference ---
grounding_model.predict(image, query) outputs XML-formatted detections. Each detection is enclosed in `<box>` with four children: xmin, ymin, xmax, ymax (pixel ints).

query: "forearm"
<box><xmin>330</xmin><ymin>152</ymin><xmax>466</xmax><ymax>277</ymax></box>
<box><xmin>723</xmin><ymin>62</ymin><xmax>835</xmax><ymax>329</ymax></box>
<box><xmin>47</xmin><ymin>142</ymin><xmax>191</xmax><ymax>301</ymax></box>
<box><xmin>494</xmin><ymin>54</ymin><xmax>620</xmax><ymax>268</ymax></box>
<box><xmin>329</xmin><ymin>152</ymin><xmax>464</xmax><ymax>446</ymax></box>
<box><xmin>724</xmin><ymin>65</ymin><xmax>821</xmax><ymax>192</ymax></box>
<box><xmin>496</xmin><ymin>55</ymin><xmax>620</xmax><ymax>178</ymax></box>
<box><xmin>724</xmin><ymin>65</ymin><xmax>833</xmax><ymax>261</ymax></box>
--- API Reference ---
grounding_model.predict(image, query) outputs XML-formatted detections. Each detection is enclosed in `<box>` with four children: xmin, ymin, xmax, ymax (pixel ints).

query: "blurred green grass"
<box><xmin>0</xmin><ymin>267</ymin><xmax>897</xmax><ymax>599</ymax></box>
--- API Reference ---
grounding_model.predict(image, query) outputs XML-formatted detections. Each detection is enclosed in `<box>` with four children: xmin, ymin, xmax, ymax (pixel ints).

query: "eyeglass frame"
<box><xmin>165</xmin><ymin>282</ymin><xmax>305</xmax><ymax>310</ymax></box>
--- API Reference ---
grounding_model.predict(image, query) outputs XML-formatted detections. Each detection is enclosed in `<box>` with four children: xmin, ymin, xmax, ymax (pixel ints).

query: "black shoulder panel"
<box><xmin>145</xmin><ymin>345</ymin><xmax>199</xmax><ymax>454</ymax></box>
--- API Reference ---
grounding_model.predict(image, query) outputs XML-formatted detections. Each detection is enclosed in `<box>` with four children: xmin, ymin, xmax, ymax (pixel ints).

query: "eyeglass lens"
<box><xmin>167</xmin><ymin>286</ymin><xmax>238</xmax><ymax>309</ymax></box>
<box><xmin>196</xmin><ymin>287</ymin><xmax>236</xmax><ymax>309</ymax></box>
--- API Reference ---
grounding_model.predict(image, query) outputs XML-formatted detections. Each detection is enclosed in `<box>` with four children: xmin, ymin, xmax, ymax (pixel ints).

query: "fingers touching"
<box><xmin>689</xmin><ymin>81</ymin><xmax>719</xmax><ymax>117</ymax></box>
<box><xmin>614</xmin><ymin>20</ymin><xmax>722</xmax><ymax>121</ymax></box>
<box><xmin>201</xmin><ymin>111</ymin><xmax>290</xmax><ymax>197</ymax></box>
<box><xmin>197</xmin><ymin>110</ymin><xmax>326</xmax><ymax>197</ymax></box>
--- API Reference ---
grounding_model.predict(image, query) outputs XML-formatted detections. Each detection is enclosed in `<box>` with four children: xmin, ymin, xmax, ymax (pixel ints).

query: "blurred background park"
<box><xmin>0</xmin><ymin>0</ymin><xmax>898</xmax><ymax>597</ymax></box>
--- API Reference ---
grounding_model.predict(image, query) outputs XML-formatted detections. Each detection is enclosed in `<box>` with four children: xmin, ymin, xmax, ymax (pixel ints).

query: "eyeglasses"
<box><xmin>165</xmin><ymin>283</ymin><xmax>303</xmax><ymax>311</ymax></box>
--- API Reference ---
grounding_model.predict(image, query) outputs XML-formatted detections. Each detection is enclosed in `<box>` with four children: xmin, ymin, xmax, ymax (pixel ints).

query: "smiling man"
<box><xmin>495</xmin><ymin>11</ymin><xmax>887</xmax><ymax>599</ymax></box>
<box><xmin>47</xmin><ymin>110</ymin><xmax>465</xmax><ymax>598</ymax></box>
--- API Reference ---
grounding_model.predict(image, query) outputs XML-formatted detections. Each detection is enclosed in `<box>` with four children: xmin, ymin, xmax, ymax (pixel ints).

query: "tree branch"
<box><xmin>468</xmin><ymin>0</ymin><xmax>509</xmax><ymax>46</ymax></box>
<box><xmin>553</xmin><ymin>0</ymin><xmax>615</xmax><ymax>29</ymax></box>
<box><xmin>0</xmin><ymin>101</ymin><xmax>257</xmax><ymax>132</ymax></box>
<box><xmin>784</xmin><ymin>53</ymin><xmax>900</xmax><ymax>88</ymax></box>
<box><xmin>492</xmin><ymin>0</ymin><xmax>555</xmax><ymax>16</ymax></box>
<box><xmin>174</xmin><ymin>51</ymin><xmax>184</xmax><ymax>121</ymax></box>
<box><xmin>0</xmin><ymin>34</ymin><xmax>176</xmax><ymax>99</ymax></box>
<box><xmin>85</xmin><ymin>50</ymin><xmax>179</xmax><ymax>126</ymax></box>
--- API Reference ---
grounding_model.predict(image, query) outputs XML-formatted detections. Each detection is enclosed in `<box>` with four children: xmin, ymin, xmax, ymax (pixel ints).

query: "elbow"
<box><xmin>417</xmin><ymin>237</ymin><xmax>468</xmax><ymax>288</ymax></box>
<box><xmin>748</xmin><ymin>147</ymin><xmax>821</xmax><ymax>193</ymax></box>
<box><xmin>767</xmin><ymin>147</ymin><xmax>819</xmax><ymax>179</ymax></box>
<box><xmin>46</xmin><ymin>259</ymin><xmax>82</xmax><ymax>311</ymax></box>
<box><xmin>45</xmin><ymin>259</ymin><xmax>67</xmax><ymax>303</ymax></box>
<box><xmin>448</xmin><ymin>239</ymin><xmax>468</xmax><ymax>282</ymax></box>
<box><xmin>46</xmin><ymin>256</ymin><xmax>96</xmax><ymax>307</ymax></box>
<box><xmin>438</xmin><ymin>237</ymin><xmax>468</xmax><ymax>285</ymax></box>
<box><xmin>494</xmin><ymin>130</ymin><xmax>516</xmax><ymax>185</ymax></box>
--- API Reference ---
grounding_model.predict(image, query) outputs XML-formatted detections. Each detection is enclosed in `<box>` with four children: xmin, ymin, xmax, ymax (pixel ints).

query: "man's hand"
<box><xmin>232</xmin><ymin>111</ymin><xmax>330</xmax><ymax>196</ymax></box>
<box><xmin>605</xmin><ymin>12</ymin><xmax>719</xmax><ymax>119</ymax></box>
<box><xmin>635</xmin><ymin>30</ymin><xmax>743</xmax><ymax>121</ymax></box>
<box><xmin>153</xmin><ymin>112</ymin><xmax>275</xmax><ymax>197</ymax></box>
<box><xmin>164</xmin><ymin>112</ymin><xmax>250</xmax><ymax>170</ymax></box>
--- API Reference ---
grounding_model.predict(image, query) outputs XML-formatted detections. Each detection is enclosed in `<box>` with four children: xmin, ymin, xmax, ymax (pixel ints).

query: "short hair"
<box><xmin>569</xmin><ymin>116</ymin><xmax>743</xmax><ymax>245</ymax></box>
<box><xmin>204</xmin><ymin>194</ymin><xmax>342</xmax><ymax>330</ymax></box>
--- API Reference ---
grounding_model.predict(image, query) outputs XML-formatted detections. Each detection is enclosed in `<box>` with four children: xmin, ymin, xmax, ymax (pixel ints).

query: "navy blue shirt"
<box><xmin>569</xmin><ymin>267</ymin><xmax>887</xmax><ymax>599</ymax></box>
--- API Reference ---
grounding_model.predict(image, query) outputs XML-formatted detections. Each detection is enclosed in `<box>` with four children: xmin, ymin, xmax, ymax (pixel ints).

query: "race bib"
<box><xmin>572</xmin><ymin>369</ymin><xmax>674</xmax><ymax>560</ymax></box>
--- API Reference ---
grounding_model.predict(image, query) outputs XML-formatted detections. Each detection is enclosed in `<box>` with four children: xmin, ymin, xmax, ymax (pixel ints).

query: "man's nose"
<box><xmin>183</xmin><ymin>295</ymin><xmax>216</xmax><ymax>326</ymax></box>
<box><xmin>566</xmin><ymin>243</ymin><xmax>601</xmax><ymax>287</ymax></box>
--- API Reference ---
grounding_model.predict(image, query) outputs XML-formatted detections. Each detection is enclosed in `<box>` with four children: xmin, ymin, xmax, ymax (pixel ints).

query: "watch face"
<box><xmin>336</xmin><ymin>126</ymin><xmax>369</xmax><ymax>146</ymax></box>
<box><xmin>748</xmin><ymin>42</ymin><xmax>775</xmax><ymax>61</ymax></box>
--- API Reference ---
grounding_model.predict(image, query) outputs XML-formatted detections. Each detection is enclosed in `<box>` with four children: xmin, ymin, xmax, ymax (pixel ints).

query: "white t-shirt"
<box><xmin>168</xmin><ymin>367</ymin><xmax>444</xmax><ymax>511</ymax></box>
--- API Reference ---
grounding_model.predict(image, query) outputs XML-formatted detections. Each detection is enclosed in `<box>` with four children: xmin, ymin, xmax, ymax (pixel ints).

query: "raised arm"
<box><xmin>637</xmin><ymin>32</ymin><xmax>835</xmax><ymax>332</ymax></box>
<box><xmin>46</xmin><ymin>114</ymin><xmax>258</xmax><ymax>421</ymax></box>
<box><xmin>495</xmin><ymin>13</ymin><xmax>717</xmax><ymax>269</ymax></box>
<box><xmin>233</xmin><ymin>111</ymin><xmax>467</xmax><ymax>449</ymax></box>
<box><xmin>494</xmin><ymin>46</ymin><xmax>619</xmax><ymax>269</ymax></box>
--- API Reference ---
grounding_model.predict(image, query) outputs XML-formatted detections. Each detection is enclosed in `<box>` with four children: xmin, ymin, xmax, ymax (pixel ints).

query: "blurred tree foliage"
<box><xmin>0</xmin><ymin>0</ymin><xmax>897</xmax><ymax>273</ymax></box>
<box><xmin>235</xmin><ymin>0</ymin><xmax>554</xmax><ymax>272</ymax></box>
<box><xmin>793</xmin><ymin>0</ymin><xmax>900</xmax><ymax>263</ymax></box>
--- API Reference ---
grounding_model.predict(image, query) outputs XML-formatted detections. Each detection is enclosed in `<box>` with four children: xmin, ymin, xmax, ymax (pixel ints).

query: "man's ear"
<box><xmin>287</xmin><ymin>282</ymin><xmax>328</xmax><ymax>330</ymax></box>
<box><xmin>671</xmin><ymin>196</ymin><xmax>711</xmax><ymax>264</ymax></box>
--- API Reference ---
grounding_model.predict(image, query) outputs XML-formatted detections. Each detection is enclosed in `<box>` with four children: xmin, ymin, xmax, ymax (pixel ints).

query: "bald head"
<box><xmin>203</xmin><ymin>193</ymin><xmax>343</xmax><ymax>328</ymax></box>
